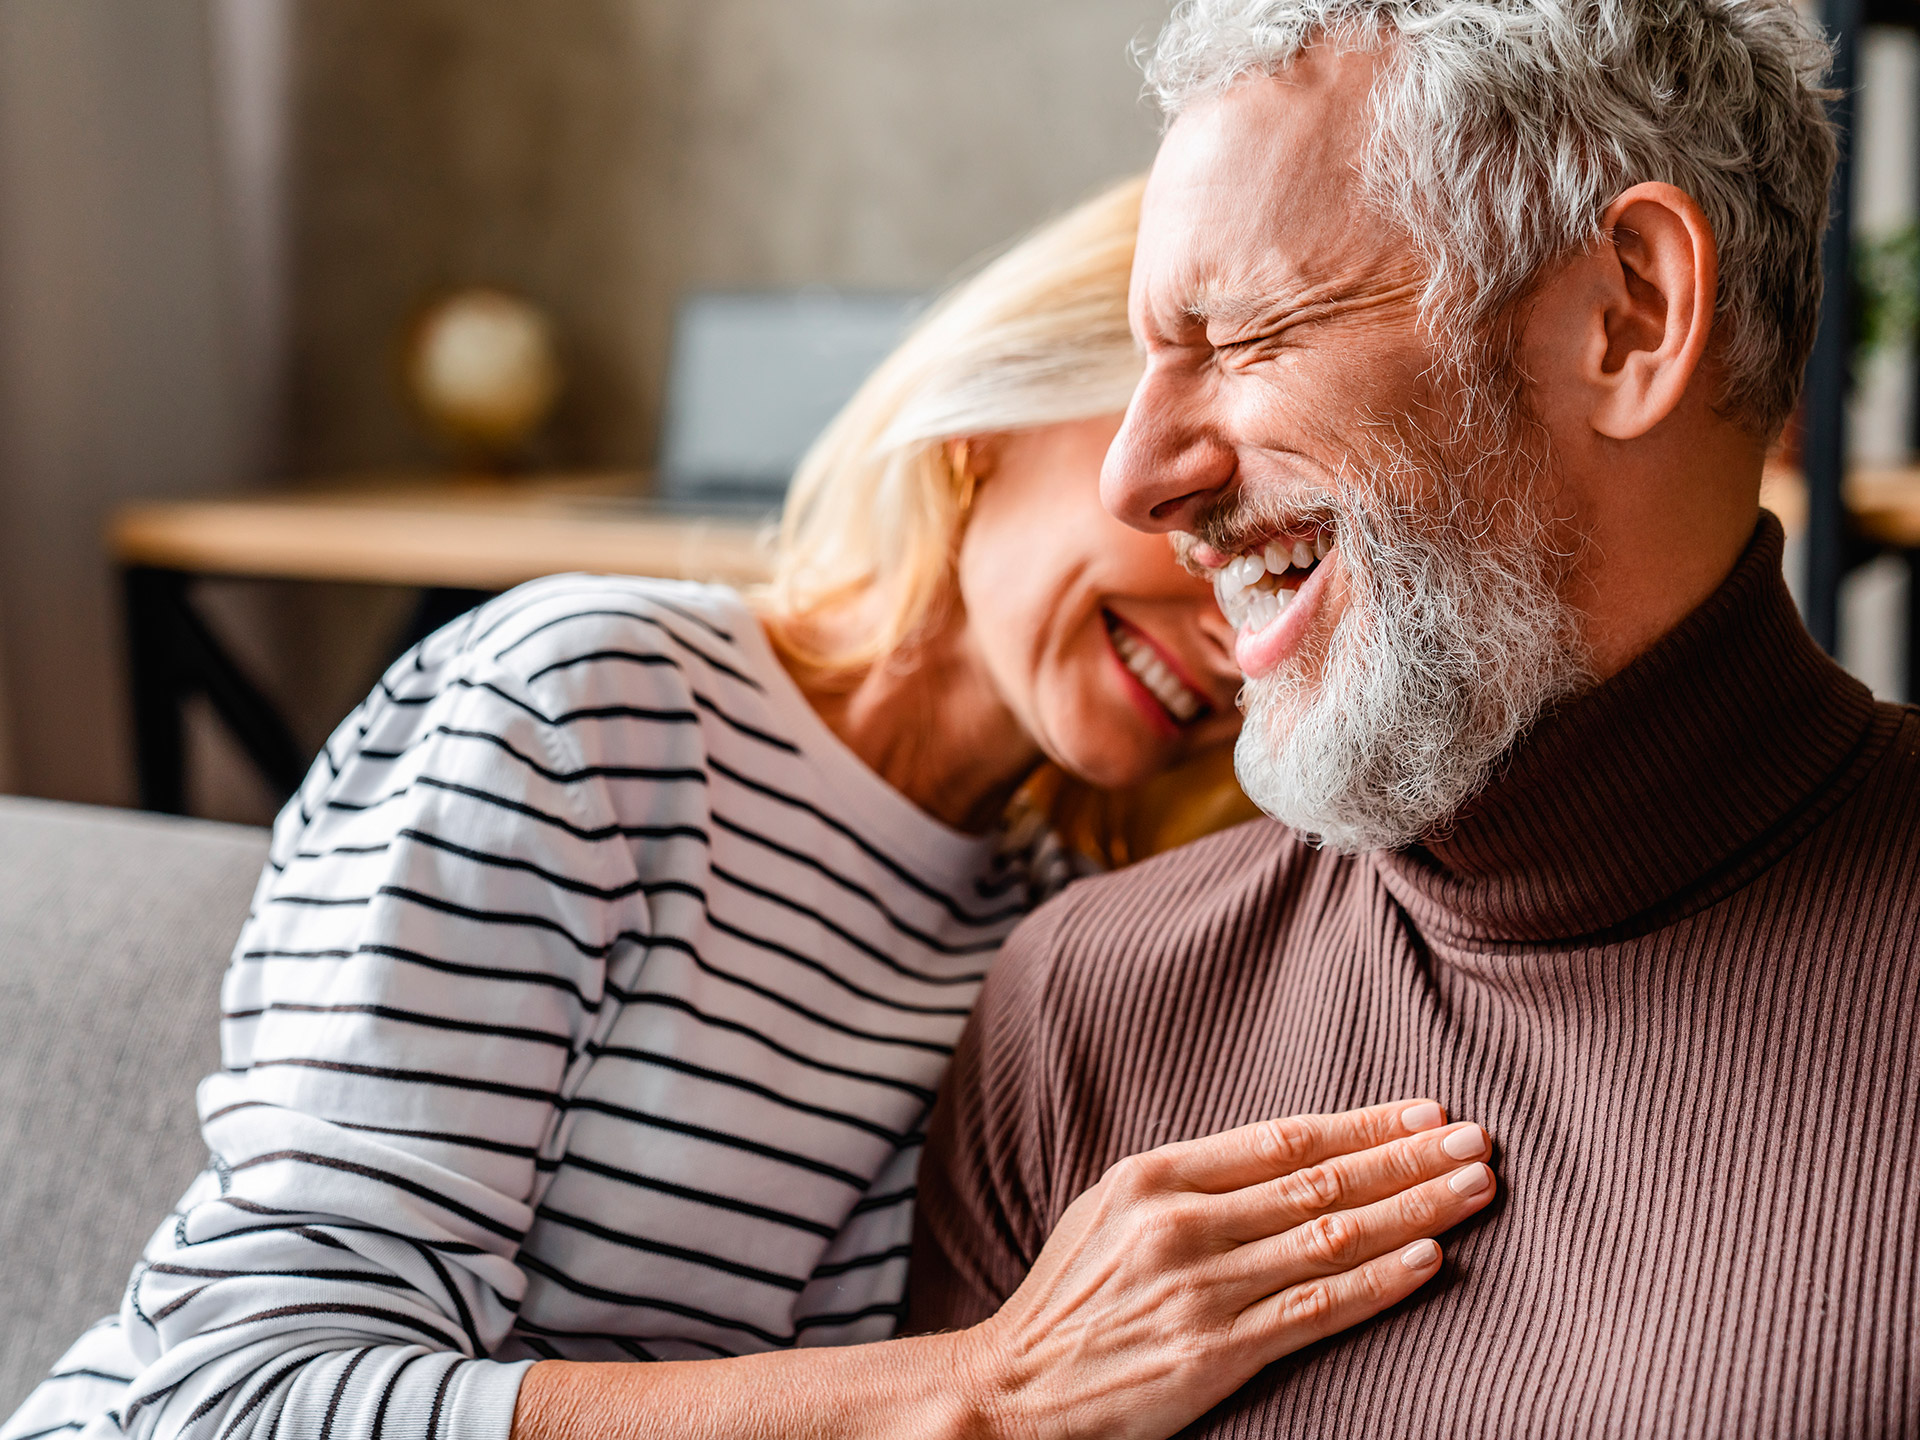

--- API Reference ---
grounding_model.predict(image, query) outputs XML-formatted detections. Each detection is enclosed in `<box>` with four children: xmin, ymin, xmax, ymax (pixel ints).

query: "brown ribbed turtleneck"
<box><xmin>912</xmin><ymin>515</ymin><xmax>1920</xmax><ymax>1439</ymax></box>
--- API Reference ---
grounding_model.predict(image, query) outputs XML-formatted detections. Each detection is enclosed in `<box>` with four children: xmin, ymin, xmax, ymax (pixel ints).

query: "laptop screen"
<box><xmin>657</xmin><ymin>291</ymin><xmax>923</xmax><ymax>504</ymax></box>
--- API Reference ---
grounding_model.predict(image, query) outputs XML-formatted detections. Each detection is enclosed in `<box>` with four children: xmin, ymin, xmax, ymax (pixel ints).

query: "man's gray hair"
<box><xmin>1145</xmin><ymin>0</ymin><xmax>1836</xmax><ymax>438</ymax></box>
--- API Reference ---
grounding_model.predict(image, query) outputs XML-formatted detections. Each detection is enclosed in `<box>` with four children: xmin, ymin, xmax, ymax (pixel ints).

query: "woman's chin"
<box><xmin>1041</xmin><ymin>663</ymin><xmax>1229</xmax><ymax>791</ymax></box>
<box><xmin>1052</xmin><ymin>736</ymin><xmax>1163</xmax><ymax>792</ymax></box>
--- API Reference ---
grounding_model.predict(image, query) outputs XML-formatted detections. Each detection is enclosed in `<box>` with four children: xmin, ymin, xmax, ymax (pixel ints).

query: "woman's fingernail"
<box><xmin>1448</xmin><ymin>1162</ymin><xmax>1492</xmax><ymax>1196</ymax></box>
<box><xmin>1442</xmin><ymin>1124</ymin><xmax>1486</xmax><ymax>1160</ymax></box>
<box><xmin>1401</xmin><ymin>1101</ymin><xmax>1444</xmax><ymax>1132</ymax></box>
<box><xmin>1400</xmin><ymin>1238</ymin><xmax>1440</xmax><ymax>1269</ymax></box>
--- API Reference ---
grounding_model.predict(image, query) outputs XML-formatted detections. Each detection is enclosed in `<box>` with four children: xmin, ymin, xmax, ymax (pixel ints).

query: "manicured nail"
<box><xmin>1448</xmin><ymin>1162</ymin><xmax>1491</xmax><ymax>1196</ymax></box>
<box><xmin>1400</xmin><ymin>1238</ymin><xmax>1440</xmax><ymax>1269</ymax></box>
<box><xmin>1401</xmin><ymin>1101</ymin><xmax>1444</xmax><ymax>1132</ymax></box>
<box><xmin>1442</xmin><ymin>1124</ymin><xmax>1486</xmax><ymax>1160</ymax></box>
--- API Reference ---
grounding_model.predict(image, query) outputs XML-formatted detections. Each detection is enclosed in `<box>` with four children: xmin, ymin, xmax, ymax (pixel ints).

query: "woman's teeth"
<box><xmin>1212</xmin><ymin>530</ymin><xmax>1331</xmax><ymax>632</ymax></box>
<box><xmin>1108</xmin><ymin>619</ymin><xmax>1205</xmax><ymax>724</ymax></box>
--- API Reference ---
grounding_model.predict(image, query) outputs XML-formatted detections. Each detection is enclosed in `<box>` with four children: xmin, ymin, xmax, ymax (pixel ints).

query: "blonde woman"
<box><xmin>6</xmin><ymin>180</ymin><xmax>1495</xmax><ymax>1440</ymax></box>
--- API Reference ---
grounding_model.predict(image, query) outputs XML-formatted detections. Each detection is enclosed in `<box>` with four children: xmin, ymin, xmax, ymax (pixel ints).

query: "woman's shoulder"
<box><xmin>310</xmin><ymin>574</ymin><xmax>785</xmax><ymax>858</ymax></box>
<box><xmin>432</xmin><ymin>574</ymin><xmax>771</xmax><ymax>700</ymax></box>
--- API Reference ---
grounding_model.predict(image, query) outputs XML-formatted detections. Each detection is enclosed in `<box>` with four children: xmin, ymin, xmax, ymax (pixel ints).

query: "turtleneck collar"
<box><xmin>1370</xmin><ymin>513</ymin><xmax>1895</xmax><ymax>948</ymax></box>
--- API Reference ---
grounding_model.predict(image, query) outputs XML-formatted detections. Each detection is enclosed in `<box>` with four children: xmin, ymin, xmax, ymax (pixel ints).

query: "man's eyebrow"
<box><xmin>1181</xmin><ymin>288</ymin><xmax>1277</xmax><ymax>331</ymax></box>
<box><xmin>1185</xmin><ymin>279</ymin><xmax>1349</xmax><ymax>337</ymax></box>
<box><xmin>1182</xmin><ymin>275</ymin><xmax>1421</xmax><ymax>339</ymax></box>
<box><xmin>1137</xmin><ymin>288</ymin><xmax>1286</xmax><ymax>349</ymax></box>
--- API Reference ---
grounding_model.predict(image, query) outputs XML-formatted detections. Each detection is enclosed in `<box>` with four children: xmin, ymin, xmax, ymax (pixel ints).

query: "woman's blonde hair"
<box><xmin>763</xmin><ymin>175</ymin><xmax>1147</xmax><ymax>669</ymax></box>
<box><xmin>759</xmin><ymin>173</ymin><xmax>1262</xmax><ymax>864</ymax></box>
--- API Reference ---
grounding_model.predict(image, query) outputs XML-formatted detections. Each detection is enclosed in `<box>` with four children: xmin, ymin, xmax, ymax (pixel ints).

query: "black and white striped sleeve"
<box><xmin>111</xmin><ymin>637</ymin><xmax>665</xmax><ymax>1440</ymax></box>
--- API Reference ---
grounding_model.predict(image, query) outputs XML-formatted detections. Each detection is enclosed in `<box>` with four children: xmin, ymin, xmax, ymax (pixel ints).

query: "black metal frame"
<box><xmin>125</xmin><ymin>567</ymin><xmax>309</xmax><ymax>813</ymax></box>
<box><xmin>124</xmin><ymin>566</ymin><xmax>493</xmax><ymax>815</ymax></box>
<box><xmin>1909</xmin><ymin>553</ymin><xmax>1920</xmax><ymax>696</ymax></box>
<box><xmin>1804</xmin><ymin>0</ymin><xmax>1864</xmax><ymax>656</ymax></box>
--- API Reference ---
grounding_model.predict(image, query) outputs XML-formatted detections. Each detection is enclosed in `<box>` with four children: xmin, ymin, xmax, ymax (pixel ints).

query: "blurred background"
<box><xmin>0</xmin><ymin>0</ymin><xmax>1914</xmax><ymax>825</ymax></box>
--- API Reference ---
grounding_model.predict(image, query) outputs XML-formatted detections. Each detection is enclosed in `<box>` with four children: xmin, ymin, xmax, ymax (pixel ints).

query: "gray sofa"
<box><xmin>0</xmin><ymin>797</ymin><xmax>268</xmax><ymax>1417</ymax></box>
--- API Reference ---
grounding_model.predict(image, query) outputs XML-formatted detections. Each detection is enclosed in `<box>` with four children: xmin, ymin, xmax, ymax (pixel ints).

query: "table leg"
<box><xmin>123</xmin><ymin>566</ymin><xmax>310</xmax><ymax>813</ymax></box>
<box><xmin>1906</xmin><ymin>548</ymin><xmax>1920</xmax><ymax>706</ymax></box>
<box><xmin>125</xmin><ymin>567</ymin><xmax>187</xmax><ymax>813</ymax></box>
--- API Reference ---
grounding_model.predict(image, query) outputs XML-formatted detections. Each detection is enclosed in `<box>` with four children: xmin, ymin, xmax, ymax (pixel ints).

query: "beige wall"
<box><xmin>0</xmin><ymin>0</ymin><xmax>1174</xmax><ymax>813</ymax></box>
<box><xmin>0</xmin><ymin>595</ymin><xmax>13</xmax><ymax>795</ymax></box>
<box><xmin>0</xmin><ymin>0</ymin><xmax>258</xmax><ymax>807</ymax></box>
<box><xmin>286</xmin><ymin>0</ymin><xmax>1172</xmax><ymax>474</ymax></box>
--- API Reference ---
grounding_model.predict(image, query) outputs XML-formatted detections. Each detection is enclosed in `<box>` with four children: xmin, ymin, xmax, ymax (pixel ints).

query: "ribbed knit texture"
<box><xmin>912</xmin><ymin>515</ymin><xmax>1920</xmax><ymax>1439</ymax></box>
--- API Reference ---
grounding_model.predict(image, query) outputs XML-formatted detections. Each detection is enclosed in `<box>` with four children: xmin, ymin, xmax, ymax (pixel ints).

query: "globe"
<box><xmin>405</xmin><ymin>287</ymin><xmax>563</xmax><ymax>467</ymax></box>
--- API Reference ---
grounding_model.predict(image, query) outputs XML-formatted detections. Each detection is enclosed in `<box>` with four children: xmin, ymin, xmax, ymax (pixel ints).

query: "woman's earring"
<box><xmin>952</xmin><ymin>440</ymin><xmax>977</xmax><ymax>516</ymax></box>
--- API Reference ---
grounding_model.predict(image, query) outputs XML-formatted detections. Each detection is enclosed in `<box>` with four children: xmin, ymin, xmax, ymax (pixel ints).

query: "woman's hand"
<box><xmin>950</xmin><ymin>1098</ymin><xmax>1495</xmax><ymax>1440</ymax></box>
<box><xmin>511</xmin><ymin>1099</ymin><xmax>1493</xmax><ymax>1440</ymax></box>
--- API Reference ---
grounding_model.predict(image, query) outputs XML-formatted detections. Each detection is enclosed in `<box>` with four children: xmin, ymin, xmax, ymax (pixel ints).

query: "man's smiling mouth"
<box><xmin>1208</xmin><ymin>528</ymin><xmax>1331</xmax><ymax>632</ymax></box>
<box><xmin>1181</xmin><ymin>524</ymin><xmax>1339</xmax><ymax>680</ymax></box>
<box><xmin>1104</xmin><ymin>611</ymin><xmax>1209</xmax><ymax>725</ymax></box>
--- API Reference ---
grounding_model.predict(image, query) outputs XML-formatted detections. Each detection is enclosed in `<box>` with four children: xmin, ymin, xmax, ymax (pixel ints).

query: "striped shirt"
<box><xmin>4</xmin><ymin>576</ymin><xmax>1030</xmax><ymax>1440</ymax></box>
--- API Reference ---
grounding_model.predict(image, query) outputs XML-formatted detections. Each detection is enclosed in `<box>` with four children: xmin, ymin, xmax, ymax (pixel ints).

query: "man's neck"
<box><xmin>1382</xmin><ymin>512</ymin><xmax>1883</xmax><ymax>944</ymax></box>
<box><xmin>1557</xmin><ymin>418</ymin><xmax>1768</xmax><ymax>679</ymax></box>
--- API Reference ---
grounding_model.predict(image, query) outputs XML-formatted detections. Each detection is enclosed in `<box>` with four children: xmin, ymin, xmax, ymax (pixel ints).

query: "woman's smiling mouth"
<box><xmin>1104</xmin><ymin>611</ymin><xmax>1211</xmax><ymax>727</ymax></box>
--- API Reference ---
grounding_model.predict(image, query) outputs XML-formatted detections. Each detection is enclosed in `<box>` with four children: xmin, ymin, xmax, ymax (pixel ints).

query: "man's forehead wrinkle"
<box><xmin>1181</xmin><ymin>249</ymin><xmax>1421</xmax><ymax>339</ymax></box>
<box><xmin>1137</xmin><ymin>56</ymin><xmax>1414</xmax><ymax>351</ymax></box>
<box><xmin>1167</xmin><ymin>233</ymin><xmax>1306</xmax><ymax>327</ymax></box>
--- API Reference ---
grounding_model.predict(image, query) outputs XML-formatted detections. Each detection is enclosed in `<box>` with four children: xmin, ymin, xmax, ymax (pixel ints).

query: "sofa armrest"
<box><xmin>0</xmin><ymin>798</ymin><xmax>267</xmax><ymax>1414</ymax></box>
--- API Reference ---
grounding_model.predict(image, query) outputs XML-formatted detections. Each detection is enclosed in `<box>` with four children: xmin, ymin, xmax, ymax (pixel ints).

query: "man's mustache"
<box><xmin>1174</xmin><ymin>485</ymin><xmax>1346</xmax><ymax>572</ymax></box>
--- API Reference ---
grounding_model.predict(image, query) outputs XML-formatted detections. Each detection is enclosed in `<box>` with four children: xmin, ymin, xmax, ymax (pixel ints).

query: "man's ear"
<box><xmin>1585</xmin><ymin>182</ymin><xmax>1719</xmax><ymax>440</ymax></box>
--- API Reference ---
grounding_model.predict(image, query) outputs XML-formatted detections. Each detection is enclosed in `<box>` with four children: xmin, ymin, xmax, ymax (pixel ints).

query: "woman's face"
<box><xmin>955</xmin><ymin>414</ymin><xmax>1244</xmax><ymax>789</ymax></box>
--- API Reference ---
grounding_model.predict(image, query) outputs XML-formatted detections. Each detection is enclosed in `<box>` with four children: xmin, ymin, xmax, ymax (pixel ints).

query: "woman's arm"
<box><xmin>116</xmin><ymin>627</ymin><xmax>660</xmax><ymax>1440</ymax></box>
<box><xmin>511</xmin><ymin>1100</ymin><xmax>1497</xmax><ymax>1440</ymax></box>
<box><xmin>513</xmin><ymin>1336</ymin><xmax>974</xmax><ymax>1440</ymax></box>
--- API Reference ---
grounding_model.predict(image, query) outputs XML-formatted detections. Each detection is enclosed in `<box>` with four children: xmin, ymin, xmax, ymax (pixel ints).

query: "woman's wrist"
<box><xmin>873</xmin><ymin>1329</ymin><xmax>1011</xmax><ymax>1440</ymax></box>
<box><xmin>937</xmin><ymin>1317</ymin><xmax>1037</xmax><ymax>1440</ymax></box>
<box><xmin>512</xmin><ymin>1330</ymin><xmax>1021</xmax><ymax>1440</ymax></box>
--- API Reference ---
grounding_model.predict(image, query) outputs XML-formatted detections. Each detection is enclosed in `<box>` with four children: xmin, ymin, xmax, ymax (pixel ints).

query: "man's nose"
<box><xmin>1101</xmin><ymin>372</ymin><xmax>1237</xmax><ymax>534</ymax></box>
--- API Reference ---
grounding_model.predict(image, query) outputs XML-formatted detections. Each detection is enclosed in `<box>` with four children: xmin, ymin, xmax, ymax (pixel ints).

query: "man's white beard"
<box><xmin>1233</xmin><ymin>414</ymin><xmax>1590</xmax><ymax>854</ymax></box>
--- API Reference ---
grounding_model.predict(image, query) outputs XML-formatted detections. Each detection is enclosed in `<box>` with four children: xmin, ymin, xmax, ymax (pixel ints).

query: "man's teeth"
<box><xmin>1223</xmin><ymin>554</ymin><xmax>1265</xmax><ymax>589</ymax></box>
<box><xmin>1212</xmin><ymin>531</ymin><xmax>1332</xmax><ymax>632</ymax></box>
<box><xmin>1110</xmin><ymin>623</ymin><xmax>1204</xmax><ymax>723</ymax></box>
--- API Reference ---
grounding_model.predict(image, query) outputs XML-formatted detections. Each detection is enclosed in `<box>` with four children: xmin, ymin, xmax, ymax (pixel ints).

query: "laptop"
<box><xmin>653</xmin><ymin>290</ymin><xmax>924</xmax><ymax>515</ymax></box>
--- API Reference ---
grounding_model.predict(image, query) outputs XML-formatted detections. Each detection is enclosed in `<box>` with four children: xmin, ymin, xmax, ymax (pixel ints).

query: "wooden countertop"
<box><xmin>110</xmin><ymin>471</ymin><xmax>776</xmax><ymax>589</ymax></box>
<box><xmin>1846</xmin><ymin>465</ymin><xmax>1920</xmax><ymax>548</ymax></box>
<box><xmin>110</xmin><ymin>462</ymin><xmax>1920</xmax><ymax>595</ymax></box>
<box><xmin>1760</xmin><ymin>462</ymin><xmax>1920</xmax><ymax>546</ymax></box>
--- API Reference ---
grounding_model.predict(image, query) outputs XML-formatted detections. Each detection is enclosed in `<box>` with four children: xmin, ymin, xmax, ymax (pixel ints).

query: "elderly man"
<box><xmin>912</xmin><ymin>0</ymin><xmax>1920</xmax><ymax>1434</ymax></box>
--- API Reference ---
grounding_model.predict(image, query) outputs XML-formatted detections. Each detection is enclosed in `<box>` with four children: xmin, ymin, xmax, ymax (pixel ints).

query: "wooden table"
<box><xmin>1836</xmin><ymin>466</ymin><xmax>1920</xmax><ymax>552</ymax></box>
<box><xmin>1759</xmin><ymin>462</ymin><xmax>1920</xmax><ymax>544</ymax></box>
<box><xmin>112</xmin><ymin>471</ymin><xmax>773</xmax><ymax>813</ymax></box>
